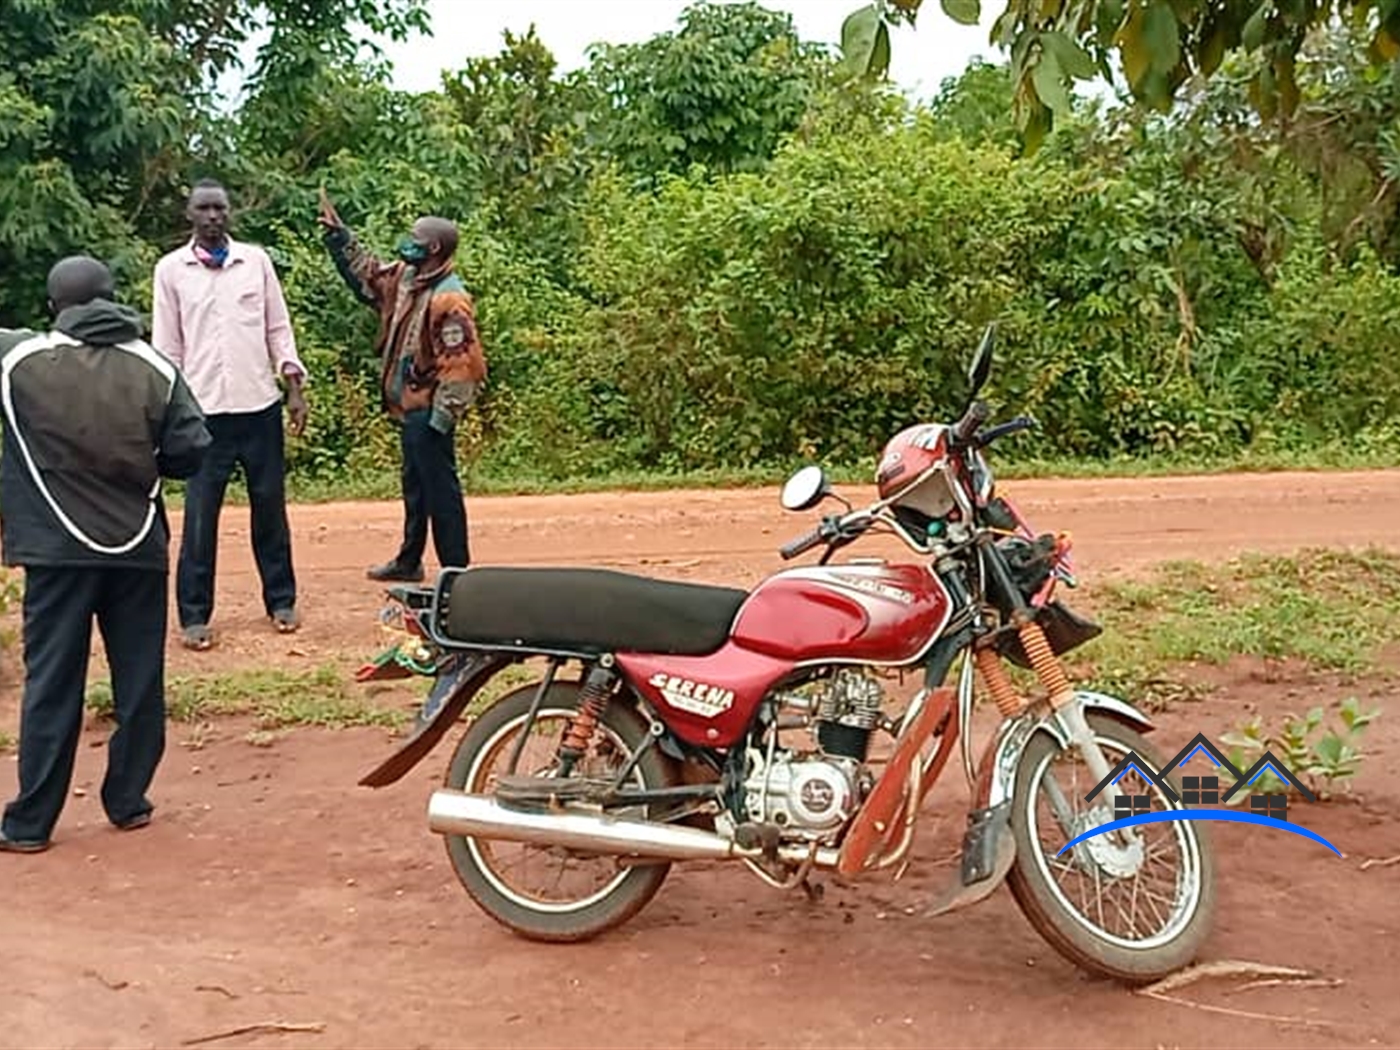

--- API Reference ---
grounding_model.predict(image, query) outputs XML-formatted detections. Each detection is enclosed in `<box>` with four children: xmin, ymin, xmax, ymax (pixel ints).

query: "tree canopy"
<box><xmin>2</xmin><ymin>0</ymin><xmax>1397</xmax><ymax>488</ymax></box>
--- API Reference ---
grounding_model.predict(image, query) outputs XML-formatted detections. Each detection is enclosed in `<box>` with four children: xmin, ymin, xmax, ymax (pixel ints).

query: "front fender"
<box><xmin>927</xmin><ymin>690</ymin><xmax>1152</xmax><ymax>916</ymax></box>
<box><xmin>981</xmin><ymin>690</ymin><xmax>1154</xmax><ymax>810</ymax></box>
<box><xmin>358</xmin><ymin>652</ymin><xmax>515</xmax><ymax>788</ymax></box>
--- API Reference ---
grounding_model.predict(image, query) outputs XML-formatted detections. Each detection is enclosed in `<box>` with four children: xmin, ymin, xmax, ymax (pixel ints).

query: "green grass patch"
<box><xmin>1074</xmin><ymin>547</ymin><xmax>1400</xmax><ymax>707</ymax></box>
<box><xmin>86</xmin><ymin>665</ymin><xmax>407</xmax><ymax>731</ymax></box>
<box><xmin>0</xmin><ymin>729</ymin><xmax>14</xmax><ymax>753</ymax></box>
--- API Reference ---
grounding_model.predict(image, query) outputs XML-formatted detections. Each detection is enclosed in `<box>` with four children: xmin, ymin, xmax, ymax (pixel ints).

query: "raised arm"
<box><xmin>318</xmin><ymin>189</ymin><xmax>397</xmax><ymax>308</ymax></box>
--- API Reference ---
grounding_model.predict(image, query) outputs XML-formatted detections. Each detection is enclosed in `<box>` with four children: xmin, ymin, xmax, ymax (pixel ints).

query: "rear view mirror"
<box><xmin>780</xmin><ymin>465</ymin><xmax>829</xmax><ymax>511</ymax></box>
<box><xmin>967</xmin><ymin>324</ymin><xmax>995</xmax><ymax>400</ymax></box>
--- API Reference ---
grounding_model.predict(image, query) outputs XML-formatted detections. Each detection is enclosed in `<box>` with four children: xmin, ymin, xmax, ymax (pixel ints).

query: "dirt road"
<box><xmin>2</xmin><ymin>470</ymin><xmax>1399</xmax><ymax>1049</ymax></box>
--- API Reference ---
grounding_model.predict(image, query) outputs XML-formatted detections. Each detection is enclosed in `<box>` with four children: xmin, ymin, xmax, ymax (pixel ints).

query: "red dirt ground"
<box><xmin>3</xmin><ymin>470</ymin><xmax>1400</xmax><ymax>1050</ymax></box>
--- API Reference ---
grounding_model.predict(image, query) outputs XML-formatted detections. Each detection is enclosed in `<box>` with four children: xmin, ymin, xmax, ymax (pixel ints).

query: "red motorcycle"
<box><xmin>358</xmin><ymin>327</ymin><xmax>1215</xmax><ymax>983</ymax></box>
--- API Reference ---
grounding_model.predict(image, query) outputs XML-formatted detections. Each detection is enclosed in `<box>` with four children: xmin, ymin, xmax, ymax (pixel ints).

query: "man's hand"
<box><xmin>317</xmin><ymin>186</ymin><xmax>344</xmax><ymax>231</ymax></box>
<box><xmin>286</xmin><ymin>381</ymin><xmax>309</xmax><ymax>437</ymax></box>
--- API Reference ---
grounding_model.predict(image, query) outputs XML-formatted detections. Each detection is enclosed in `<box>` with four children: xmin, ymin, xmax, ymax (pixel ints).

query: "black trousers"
<box><xmin>393</xmin><ymin>409</ymin><xmax>470</xmax><ymax>570</ymax></box>
<box><xmin>176</xmin><ymin>402</ymin><xmax>296</xmax><ymax>628</ymax></box>
<box><xmin>2</xmin><ymin>565</ymin><xmax>167</xmax><ymax>843</ymax></box>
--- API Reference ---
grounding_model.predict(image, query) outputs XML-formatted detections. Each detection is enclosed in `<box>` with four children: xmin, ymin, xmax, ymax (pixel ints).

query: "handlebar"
<box><xmin>975</xmin><ymin>415</ymin><xmax>1037</xmax><ymax>448</ymax></box>
<box><xmin>779</xmin><ymin>524</ymin><xmax>828</xmax><ymax>561</ymax></box>
<box><xmin>952</xmin><ymin>400</ymin><xmax>992</xmax><ymax>446</ymax></box>
<box><xmin>779</xmin><ymin>512</ymin><xmax>875</xmax><ymax>561</ymax></box>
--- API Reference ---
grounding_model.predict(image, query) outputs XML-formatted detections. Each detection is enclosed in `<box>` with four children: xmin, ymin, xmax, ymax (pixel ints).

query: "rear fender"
<box><xmin>358</xmin><ymin>652</ymin><xmax>515</xmax><ymax>788</ymax></box>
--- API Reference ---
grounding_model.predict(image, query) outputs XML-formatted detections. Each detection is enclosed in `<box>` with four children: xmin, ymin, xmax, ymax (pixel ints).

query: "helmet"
<box><xmin>875</xmin><ymin>423</ymin><xmax>960</xmax><ymax>526</ymax></box>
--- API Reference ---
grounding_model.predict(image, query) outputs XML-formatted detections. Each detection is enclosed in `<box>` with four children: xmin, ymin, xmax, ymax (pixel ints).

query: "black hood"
<box><xmin>53</xmin><ymin>300</ymin><xmax>145</xmax><ymax>346</ymax></box>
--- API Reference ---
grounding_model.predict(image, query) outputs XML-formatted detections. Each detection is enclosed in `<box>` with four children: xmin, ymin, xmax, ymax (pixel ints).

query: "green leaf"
<box><xmin>1377</xmin><ymin>27</ymin><xmax>1400</xmax><ymax>62</ymax></box>
<box><xmin>1142</xmin><ymin>3</ymin><xmax>1181</xmax><ymax>76</ymax></box>
<box><xmin>1017</xmin><ymin>93</ymin><xmax>1052</xmax><ymax>154</ymax></box>
<box><xmin>840</xmin><ymin>4</ymin><xmax>885</xmax><ymax>77</ymax></box>
<box><xmin>1043</xmin><ymin>31</ymin><xmax>1097</xmax><ymax>80</ymax></box>
<box><xmin>1032</xmin><ymin>50</ymin><xmax>1073</xmax><ymax>115</ymax></box>
<box><xmin>1116</xmin><ymin>7</ymin><xmax>1151</xmax><ymax>90</ymax></box>
<box><xmin>1305</xmin><ymin>706</ymin><xmax>1324</xmax><ymax>731</ymax></box>
<box><xmin>1242</xmin><ymin>4</ymin><xmax>1269</xmax><ymax>51</ymax></box>
<box><xmin>1313</xmin><ymin>731</ymin><xmax>1344</xmax><ymax>766</ymax></box>
<box><xmin>941</xmin><ymin>0</ymin><xmax>982</xmax><ymax>26</ymax></box>
<box><xmin>871</xmin><ymin>21</ymin><xmax>891</xmax><ymax>76</ymax></box>
<box><xmin>1197</xmin><ymin>20</ymin><xmax>1229</xmax><ymax>76</ymax></box>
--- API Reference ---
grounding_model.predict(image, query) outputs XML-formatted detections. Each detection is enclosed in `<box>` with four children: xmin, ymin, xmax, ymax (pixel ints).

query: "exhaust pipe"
<box><xmin>427</xmin><ymin>789</ymin><xmax>837</xmax><ymax>866</ymax></box>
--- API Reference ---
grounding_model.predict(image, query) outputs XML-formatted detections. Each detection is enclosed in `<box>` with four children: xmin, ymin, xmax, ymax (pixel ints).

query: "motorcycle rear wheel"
<box><xmin>442</xmin><ymin>679</ymin><xmax>679</xmax><ymax>943</ymax></box>
<box><xmin>1006</xmin><ymin>713</ymin><xmax>1217</xmax><ymax>984</ymax></box>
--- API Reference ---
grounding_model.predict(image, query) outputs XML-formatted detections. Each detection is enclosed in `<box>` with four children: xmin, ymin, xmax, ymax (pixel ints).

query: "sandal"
<box><xmin>271</xmin><ymin>607</ymin><xmax>300</xmax><ymax>633</ymax></box>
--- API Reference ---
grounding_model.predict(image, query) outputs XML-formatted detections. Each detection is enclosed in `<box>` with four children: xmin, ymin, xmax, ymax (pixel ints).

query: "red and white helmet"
<box><xmin>875</xmin><ymin>423</ymin><xmax>961</xmax><ymax>522</ymax></box>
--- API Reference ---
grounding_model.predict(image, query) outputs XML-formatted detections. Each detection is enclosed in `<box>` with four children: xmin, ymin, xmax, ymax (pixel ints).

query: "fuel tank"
<box><xmin>730</xmin><ymin>561</ymin><xmax>953</xmax><ymax>665</ymax></box>
<box><xmin>617</xmin><ymin>562</ymin><xmax>953</xmax><ymax>749</ymax></box>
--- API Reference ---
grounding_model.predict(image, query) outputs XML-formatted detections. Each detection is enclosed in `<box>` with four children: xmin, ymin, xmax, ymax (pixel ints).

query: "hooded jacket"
<box><xmin>0</xmin><ymin>300</ymin><xmax>211</xmax><ymax>570</ymax></box>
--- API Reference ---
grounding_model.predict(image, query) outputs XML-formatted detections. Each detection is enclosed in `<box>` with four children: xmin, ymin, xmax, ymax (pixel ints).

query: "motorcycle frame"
<box><xmin>360</xmin><ymin>523</ymin><xmax>1155</xmax><ymax>898</ymax></box>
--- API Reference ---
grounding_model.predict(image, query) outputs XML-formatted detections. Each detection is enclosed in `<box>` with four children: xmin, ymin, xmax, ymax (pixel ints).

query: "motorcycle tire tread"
<box><xmin>1004</xmin><ymin>713</ymin><xmax>1218</xmax><ymax>985</ymax></box>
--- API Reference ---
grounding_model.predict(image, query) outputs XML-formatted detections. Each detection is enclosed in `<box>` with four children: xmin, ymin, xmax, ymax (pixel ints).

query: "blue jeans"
<box><xmin>176</xmin><ymin>402</ymin><xmax>296</xmax><ymax>627</ymax></box>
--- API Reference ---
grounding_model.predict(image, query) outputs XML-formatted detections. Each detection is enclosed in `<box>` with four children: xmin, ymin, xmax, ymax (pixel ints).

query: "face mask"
<box><xmin>396</xmin><ymin>237</ymin><xmax>429</xmax><ymax>264</ymax></box>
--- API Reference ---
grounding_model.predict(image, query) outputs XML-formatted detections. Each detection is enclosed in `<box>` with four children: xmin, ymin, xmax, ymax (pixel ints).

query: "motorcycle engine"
<box><xmin>732</xmin><ymin>669</ymin><xmax>885</xmax><ymax>844</ymax></box>
<box><xmin>740</xmin><ymin>750</ymin><xmax>862</xmax><ymax>842</ymax></box>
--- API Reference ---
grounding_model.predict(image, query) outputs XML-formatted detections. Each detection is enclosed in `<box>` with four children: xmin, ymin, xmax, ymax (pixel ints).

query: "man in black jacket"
<box><xmin>0</xmin><ymin>256</ymin><xmax>211</xmax><ymax>853</ymax></box>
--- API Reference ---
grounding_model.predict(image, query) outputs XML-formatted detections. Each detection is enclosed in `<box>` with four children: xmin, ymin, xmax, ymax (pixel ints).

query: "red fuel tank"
<box><xmin>730</xmin><ymin>562</ymin><xmax>952</xmax><ymax>665</ymax></box>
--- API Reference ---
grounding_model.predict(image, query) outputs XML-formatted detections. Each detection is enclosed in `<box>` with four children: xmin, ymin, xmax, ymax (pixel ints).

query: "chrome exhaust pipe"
<box><xmin>427</xmin><ymin>789</ymin><xmax>837</xmax><ymax>866</ymax></box>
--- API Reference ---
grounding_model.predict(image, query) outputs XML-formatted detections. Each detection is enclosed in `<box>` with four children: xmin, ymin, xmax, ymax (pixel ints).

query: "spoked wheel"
<box><xmin>442</xmin><ymin>680</ymin><xmax>679</xmax><ymax>942</ymax></box>
<box><xmin>1006</xmin><ymin>713</ymin><xmax>1216</xmax><ymax>984</ymax></box>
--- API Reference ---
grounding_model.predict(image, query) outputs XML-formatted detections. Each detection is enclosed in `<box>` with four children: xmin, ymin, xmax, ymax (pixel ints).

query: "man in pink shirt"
<box><xmin>151</xmin><ymin>179</ymin><xmax>309</xmax><ymax>650</ymax></box>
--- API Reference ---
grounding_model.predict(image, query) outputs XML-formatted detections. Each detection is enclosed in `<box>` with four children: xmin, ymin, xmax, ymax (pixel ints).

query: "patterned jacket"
<box><xmin>325</xmin><ymin>227</ymin><xmax>487</xmax><ymax>431</ymax></box>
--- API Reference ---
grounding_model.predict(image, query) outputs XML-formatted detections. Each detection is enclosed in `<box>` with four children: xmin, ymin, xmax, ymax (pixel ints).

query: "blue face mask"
<box><xmin>396</xmin><ymin>237</ymin><xmax>429</xmax><ymax>264</ymax></box>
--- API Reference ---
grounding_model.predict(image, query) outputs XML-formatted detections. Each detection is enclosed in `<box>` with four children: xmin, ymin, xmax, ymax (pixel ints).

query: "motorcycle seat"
<box><xmin>439</xmin><ymin>566</ymin><xmax>749</xmax><ymax>656</ymax></box>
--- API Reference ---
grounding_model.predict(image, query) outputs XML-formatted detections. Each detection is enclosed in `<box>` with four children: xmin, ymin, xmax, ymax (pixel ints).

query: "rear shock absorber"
<box><xmin>557</xmin><ymin>661</ymin><xmax>618</xmax><ymax>776</ymax></box>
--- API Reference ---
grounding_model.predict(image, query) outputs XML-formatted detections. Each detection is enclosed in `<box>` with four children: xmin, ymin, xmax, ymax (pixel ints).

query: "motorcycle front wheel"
<box><xmin>442</xmin><ymin>679</ymin><xmax>679</xmax><ymax>943</ymax></box>
<box><xmin>1006</xmin><ymin>713</ymin><xmax>1217</xmax><ymax>984</ymax></box>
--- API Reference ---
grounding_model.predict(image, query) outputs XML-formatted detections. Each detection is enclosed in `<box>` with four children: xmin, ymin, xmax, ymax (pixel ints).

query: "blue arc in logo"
<box><xmin>1056</xmin><ymin>810</ymin><xmax>1342</xmax><ymax>857</ymax></box>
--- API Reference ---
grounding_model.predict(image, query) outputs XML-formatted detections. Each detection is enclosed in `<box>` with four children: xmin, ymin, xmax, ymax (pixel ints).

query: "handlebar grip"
<box><xmin>779</xmin><ymin>526</ymin><xmax>826</xmax><ymax>561</ymax></box>
<box><xmin>953</xmin><ymin>400</ymin><xmax>992</xmax><ymax>444</ymax></box>
<box><xmin>975</xmin><ymin>415</ymin><xmax>1037</xmax><ymax>447</ymax></box>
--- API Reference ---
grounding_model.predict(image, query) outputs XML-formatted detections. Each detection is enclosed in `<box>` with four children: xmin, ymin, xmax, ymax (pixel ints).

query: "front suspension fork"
<box><xmin>974</xmin><ymin>618</ymin><xmax>1115</xmax><ymax>787</ymax></box>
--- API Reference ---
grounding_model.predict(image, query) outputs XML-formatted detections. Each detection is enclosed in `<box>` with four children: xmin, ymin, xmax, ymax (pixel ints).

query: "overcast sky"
<box><xmin>229</xmin><ymin>0</ymin><xmax>1006</xmax><ymax>102</ymax></box>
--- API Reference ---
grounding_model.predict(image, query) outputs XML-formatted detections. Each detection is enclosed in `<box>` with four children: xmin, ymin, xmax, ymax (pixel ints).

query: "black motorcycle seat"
<box><xmin>442</xmin><ymin>567</ymin><xmax>749</xmax><ymax>656</ymax></box>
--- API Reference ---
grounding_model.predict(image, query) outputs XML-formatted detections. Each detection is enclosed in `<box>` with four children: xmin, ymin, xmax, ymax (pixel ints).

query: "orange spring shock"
<box><xmin>558</xmin><ymin>667</ymin><xmax>615</xmax><ymax>773</ymax></box>
<box><xmin>974</xmin><ymin>647</ymin><xmax>1023</xmax><ymax>719</ymax></box>
<box><xmin>1017</xmin><ymin>619</ymin><xmax>1075</xmax><ymax>709</ymax></box>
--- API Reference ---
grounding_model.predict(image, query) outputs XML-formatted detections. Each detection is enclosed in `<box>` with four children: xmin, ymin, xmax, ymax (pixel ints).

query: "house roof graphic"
<box><xmin>1157</xmin><ymin>731</ymin><xmax>1243</xmax><ymax>781</ymax></box>
<box><xmin>1221</xmin><ymin>750</ymin><xmax>1317</xmax><ymax>803</ymax></box>
<box><xmin>1078</xmin><ymin>733</ymin><xmax>1316</xmax><ymax>809</ymax></box>
<box><xmin>1083</xmin><ymin>750</ymin><xmax>1182</xmax><ymax>805</ymax></box>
